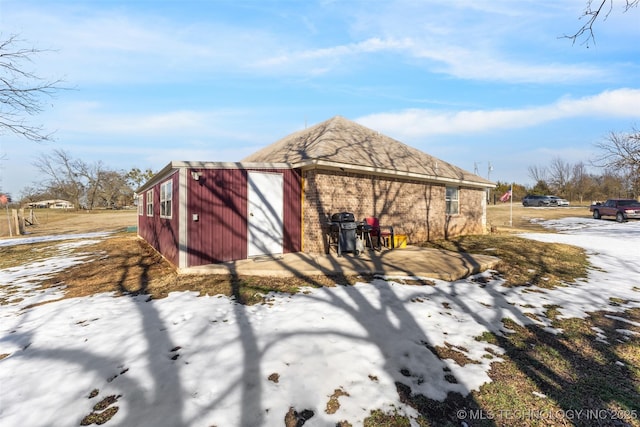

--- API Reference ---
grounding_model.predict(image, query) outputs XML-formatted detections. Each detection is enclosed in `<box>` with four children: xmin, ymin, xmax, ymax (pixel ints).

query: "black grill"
<box><xmin>326</xmin><ymin>212</ymin><xmax>359</xmax><ymax>256</ymax></box>
<box><xmin>331</xmin><ymin>212</ymin><xmax>355</xmax><ymax>223</ymax></box>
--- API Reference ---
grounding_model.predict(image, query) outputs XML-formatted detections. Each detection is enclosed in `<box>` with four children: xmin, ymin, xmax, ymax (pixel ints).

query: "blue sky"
<box><xmin>1</xmin><ymin>0</ymin><xmax>639</xmax><ymax>197</ymax></box>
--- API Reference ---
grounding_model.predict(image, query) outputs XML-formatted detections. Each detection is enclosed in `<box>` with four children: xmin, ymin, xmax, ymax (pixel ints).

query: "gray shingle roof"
<box><xmin>242</xmin><ymin>116</ymin><xmax>492</xmax><ymax>186</ymax></box>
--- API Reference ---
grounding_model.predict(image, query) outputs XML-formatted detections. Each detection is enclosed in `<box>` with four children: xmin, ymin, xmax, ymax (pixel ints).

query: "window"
<box><xmin>160</xmin><ymin>180</ymin><xmax>172</xmax><ymax>219</ymax></box>
<box><xmin>137</xmin><ymin>194</ymin><xmax>144</xmax><ymax>216</ymax></box>
<box><xmin>445</xmin><ymin>186</ymin><xmax>459</xmax><ymax>215</ymax></box>
<box><xmin>146</xmin><ymin>189</ymin><xmax>154</xmax><ymax>217</ymax></box>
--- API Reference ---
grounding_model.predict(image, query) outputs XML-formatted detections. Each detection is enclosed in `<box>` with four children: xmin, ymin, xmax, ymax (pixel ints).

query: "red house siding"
<box><xmin>282</xmin><ymin>169</ymin><xmax>303</xmax><ymax>254</ymax></box>
<box><xmin>186</xmin><ymin>168</ymin><xmax>302</xmax><ymax>266</ymax></box>
<box><xmin>138</xmin><ymin>171</ymin><xmax>180</xmax><ymax>266</ymax></box>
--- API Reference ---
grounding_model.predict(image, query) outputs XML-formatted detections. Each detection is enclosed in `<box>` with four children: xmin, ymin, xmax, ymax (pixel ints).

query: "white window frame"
<box><xmin>160</xmin><ymin>180</ymin><xmax>173</xmax><ymax>219</ymax></box>
<box><xmin>146</xmin><ymin>189</ymin><xmax>154</xmax><ymax>217</ymax></box>
<box><xmin>137</xmin><ymin>194</ymin><xmax>144</xmax><ymax>216</ymax></box>
<box><xmin>445</xmin><ymin>186</ymin><xmax>459</xmax><ymax>215</ymax></box>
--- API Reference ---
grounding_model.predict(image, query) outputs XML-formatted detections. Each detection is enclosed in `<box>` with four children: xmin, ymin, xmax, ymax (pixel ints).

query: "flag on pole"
<box><xmin>0</xmin><ymin>194</ymin><xmax>8</xmax><ymax>205</ymax></box>
<box><xmin>499</xmin><ymin>189</ymin><xmax>512</xmax><ymax>202</ymax></box>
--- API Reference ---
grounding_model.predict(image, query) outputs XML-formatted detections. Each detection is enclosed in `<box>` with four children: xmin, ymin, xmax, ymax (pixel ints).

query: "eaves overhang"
<box><xmin>136</xmin><ymin>160</ymin><xmax>293</xmax><ymax>193</ymax></box>
<box><xmin>291</xmin><ymin>159</ymin><xmax>496</xmax><ymax>189</ymax></box>
<box><xmin>137</xmin><ymin>159</ymin><xmax>496</xmax><ymax>194</ymax></box>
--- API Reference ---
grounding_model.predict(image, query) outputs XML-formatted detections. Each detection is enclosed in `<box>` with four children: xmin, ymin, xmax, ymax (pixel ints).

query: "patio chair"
<box><xmin>363</xmin><ymin>217</ymin><xmax>394</xmax><ymax>250</ymax></box>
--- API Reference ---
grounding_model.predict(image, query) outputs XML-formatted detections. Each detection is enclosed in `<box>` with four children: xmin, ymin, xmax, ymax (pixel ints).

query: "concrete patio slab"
<box><xmin>180</xmin><ymin>246</ymin><xmax>500</xmax><ymax>281</ymax></box>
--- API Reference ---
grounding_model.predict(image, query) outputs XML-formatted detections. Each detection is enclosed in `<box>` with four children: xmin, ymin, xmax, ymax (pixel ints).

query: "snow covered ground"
<box><xmin>0</xmin><ymin>219</ymin><xmax>639</xmax><ymax>426</ymax></box>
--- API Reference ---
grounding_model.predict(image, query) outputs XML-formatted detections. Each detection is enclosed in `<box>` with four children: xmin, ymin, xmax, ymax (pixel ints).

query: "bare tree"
<box><xmin>593</xmin><ymin>127</ymin><xmax>640</xmax><ymax>170</ymax></box>
<box><xmin>570</xmin><ymin>161</ymin><xmax>590</xmax><ymax>203</ymax></box>
<box><xmin>34</xmin><ymin>149</ymin><xmax>85</xmax><ymax>208</ymax></box>
<box><xmin>592</xmin><ymin>127</ymin><xmax>640</xmax><ymax>197</ymax></box>
<box><xmin>74</xmin><ymin>159</ymin><xmax>111</xmax><ymax>209</ymax></box>
<box><xmin>33</xmin><ymin>150</ymin><xmax>138</xmax><ymax>208</ymax></box>
<box><xmin>99</xmin><ymin>170</ymin><xmax>132</xmax><ymax>208</ymax></box>
<box><xmin>548</xmin><ymin>157</ymin><xmax>572</xmax><ymax>196</ymax></box>
<box><xmin>564</xmin><ymin>0</ymin><xmax>639</xmax><ymax>46</ymax></box>
<box><xmin>19</xmin><ymin>185</ymin><xmax>50</xmax><ymax>204</ymax></box>
<box><xmin>527</xmin><ymin>165</ymin><xmax>551</xmax><ymax>195</ymax></box>
<box><xmin>527</xmin><ymin>165</ymin><xmax>548</xmax><ymax>183</ymax></box>
<box><xmin>0</xmin><ymin>34</ymin><xmax>66</xmax><ymax>142</ymax></box>
<box><xmin>598</xmin><ymin>169</ymin><xmax>629</xmax><ymax>198</ymax></box>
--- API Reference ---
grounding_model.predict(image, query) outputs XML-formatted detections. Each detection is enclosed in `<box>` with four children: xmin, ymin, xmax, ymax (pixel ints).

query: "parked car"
<box><xmin>590</xmin><ymin>199</ymin><xmax>640</xmax><ymax>222</ymax></box>
<box><xmin>548</xmin><ymin>196</ymin><xmax>570</xmax><ymax>207</ymax></box>
<box><xmin>522</xmin><ymin>195</ymin><xmax>553</xmax><ymax>207</ymax></box>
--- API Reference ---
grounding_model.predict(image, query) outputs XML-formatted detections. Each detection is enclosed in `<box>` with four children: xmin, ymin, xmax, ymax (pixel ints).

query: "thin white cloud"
<box><xmin>255</xmin><ymin>37</ymin><xmax>412</xmax><ymax>68</ymax></box>
<box><xmin>343</xmin><ymin>0</ymin><xmax>620</xmax><ymax>83</ymax></box>
<box><xmin>411</xmin><ymin>45</ymin><xmax>607</xmax><ymax>83</ymax></box>
<box><xmin>4</xmin><ymin>1</ymin><xmax>623</xmax><ymax>85</ymax></box>
<box><xmin>3</xmin><ymin>5</ymin><xmax>281</xmax><ymax>84</ymax></box>
<box><xmin>46</xmin><ymin>102</ymin><xmax>266</xmax><ymax>143</ymax></box>
<box><xmin>356</xmin><ymin>88</ymin><xmax>640</xmax><ymax>139</ymax></box>
<box><xmin>253</xmin><ymin>33</ymin><xmax>605</xmax><ymax>83</ymax></box>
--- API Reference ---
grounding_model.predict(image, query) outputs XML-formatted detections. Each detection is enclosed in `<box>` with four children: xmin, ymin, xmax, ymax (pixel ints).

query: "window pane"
<box><xmin>446</xmin><ymin>187</ymin><xmax>454</xmax><ymax>198</ymax></box>
<box><xmin>159</xmin><ymin>180</ymin><xmax>172</xmax><ymax>218</ymax></box>
<box><xmin>445</xmin><ymin>186</ymin><xmax>459</xmax><ymax>215</ymax></box>
<box><xmin>146</xmin><ymin>190</ymin><xmax>153</xmax><ymax>216</ymax></box>
<box><xmin>446</xmin><ymin>186</ymin><xmax>459</xmax><ymax>200</ymax></box>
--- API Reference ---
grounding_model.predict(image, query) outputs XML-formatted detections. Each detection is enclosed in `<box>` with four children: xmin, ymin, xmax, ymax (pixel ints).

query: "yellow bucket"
<box><xmin>394</xmin><ymin>234</ymin><xmax>407</xmax><ymax>248</ymax></box>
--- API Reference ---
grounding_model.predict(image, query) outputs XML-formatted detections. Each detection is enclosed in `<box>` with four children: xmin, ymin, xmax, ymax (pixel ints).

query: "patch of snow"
<box><xmin>0</xmin><ymin>254</ymin><xmax>92</xmax><ymax>313</ymax></box>
<box><xmin>591</xmin><ymin>327</ymin><xmax>609</xmax><ymax>344</ymax></box>
<box><xmin>0</xmin><ymin>232</ymin><xmax>112</xmax><ymax>248</ymax></box>
<box><xmin>616</xmin><ymin>329</ymin><xmax>639</xmax><ymax>337</ymax></box>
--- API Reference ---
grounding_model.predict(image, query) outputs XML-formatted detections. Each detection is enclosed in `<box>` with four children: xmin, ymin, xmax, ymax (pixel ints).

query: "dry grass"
<box><xmin>0</xmin><ymin>241</ymin><xmax>65</xmax><ymax>269</ymax></box>
<box><xmin>422</xmin><ymin>234</ymin><xmax>589</xmax><ymax>289</ymax></box>
<box><xmin>22</xmin><ymin>232</ymin><xmax>362</xmax><ymax>306</ymax></box>
<box><xmin>486</xmin><ymin>203</ymin><xmax>590</xmax><ymax>233</ymax></box>
<box><xmin>0</xmin><ymin>208</ymin><xmax>138</xmax><ymax>238</ymax></box>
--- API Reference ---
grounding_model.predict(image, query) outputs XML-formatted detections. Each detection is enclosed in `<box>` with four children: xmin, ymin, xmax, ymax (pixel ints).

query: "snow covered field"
<box><xmin>0</xmin><ymin>219</ymin><xmax>639</xmax><ymax>426</ymax></box>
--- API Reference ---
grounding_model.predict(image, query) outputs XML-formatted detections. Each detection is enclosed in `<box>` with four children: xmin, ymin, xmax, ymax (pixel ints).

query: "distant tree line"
<box><xmin>20</xmin><ymin>149</ymin><xmax>154</xmax><ymax>210</ymax></box>
<box><xmin>494</xmin><ymin>127</ymin><xmax>640</xmax><ymax>204</ymax></box>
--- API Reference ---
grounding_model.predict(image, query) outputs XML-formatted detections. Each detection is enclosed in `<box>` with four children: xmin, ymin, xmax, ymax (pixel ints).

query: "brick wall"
<box><xmin>302</xmin><ymin>169</ymin><xmax>487</xmax><ymax>253</ymax></box>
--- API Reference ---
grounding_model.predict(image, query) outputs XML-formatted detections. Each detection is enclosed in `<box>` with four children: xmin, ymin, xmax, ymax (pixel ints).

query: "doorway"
<box><xmin>247</xmin><ymin>171</ymin><xmax>284</xmax><ymax>257</ymax></box>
